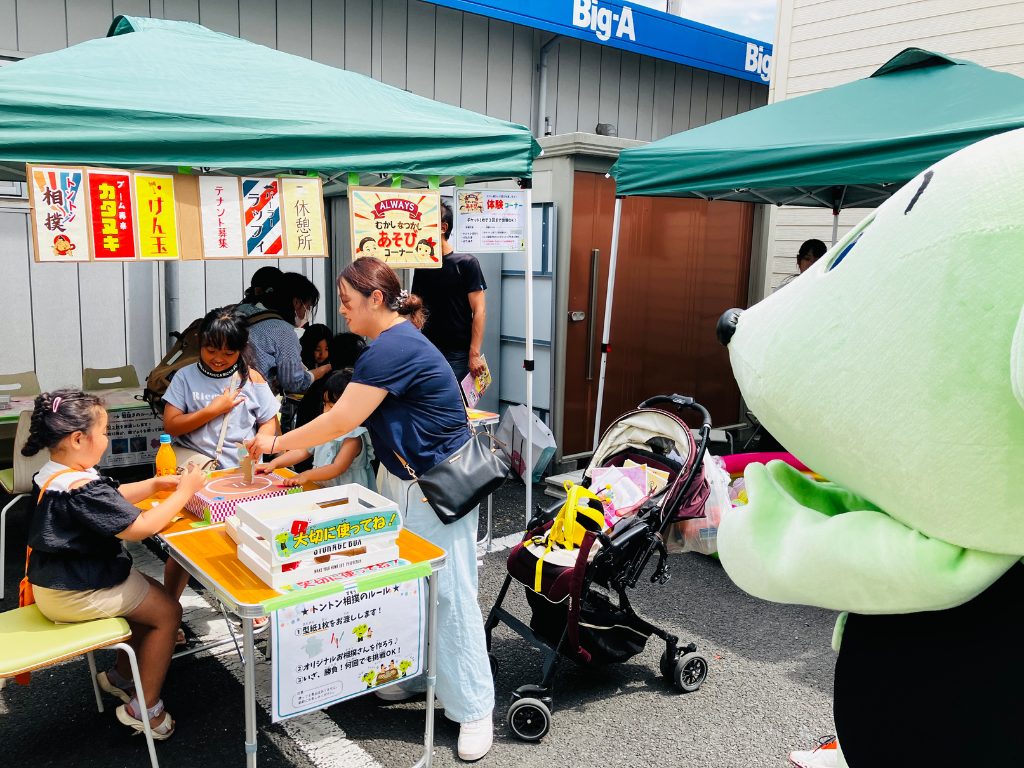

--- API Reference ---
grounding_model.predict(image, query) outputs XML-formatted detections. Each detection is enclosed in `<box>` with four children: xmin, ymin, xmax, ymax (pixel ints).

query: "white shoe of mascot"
<box><xmin>716</xmin><ymin>127</ymin><xmax>1024</xmax><ymax>768</ymax></box>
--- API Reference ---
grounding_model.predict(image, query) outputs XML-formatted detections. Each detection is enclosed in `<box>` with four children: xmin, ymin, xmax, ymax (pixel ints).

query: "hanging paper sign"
<box><xmin>349</xmin><ymin>186</ymin><xmax>442</xmax><ymax>269</ymax></box>
<box><xmin>271</xmin><ymin>579</ymin><xmax>425</xmax><ymax>721</ymax></box>
<box><xmin>198</xmin><ymin>176</ymin><xmax>245</xmax><ymax>258</ymax></box>
<box><xmin>134</xmin><ymin>174</ymin><xmax>180</xmax><ymax>259</ymax></box>
<box><xmin>280</xmin><ymin>177</ymin><xmax>328</xmax><ymax>258</ymax></box>
<box><xmin>27</xmin><ymin>165</ymin><xmax>91</xmax><ymax>262</ymax></box>
<box><xmin>243</xmin><ymin>178</ymin><xmax>283</xmax><ymax>257</ymax></box>
<box><xmin>454</xmin><ymin>188</ymin><xmax>527</xmax><ymax>252</ymax></box>
<box><xmin>87</xmin><ymin>169</ymin><xmax>137</xmax><ymax>260</ymax></box>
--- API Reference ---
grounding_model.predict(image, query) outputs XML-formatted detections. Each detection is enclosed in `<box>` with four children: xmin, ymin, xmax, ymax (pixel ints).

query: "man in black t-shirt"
<box><xmin>411</xmin><ymin>201</ymin><xmax>487</xmax><ymax>382</ymax></box>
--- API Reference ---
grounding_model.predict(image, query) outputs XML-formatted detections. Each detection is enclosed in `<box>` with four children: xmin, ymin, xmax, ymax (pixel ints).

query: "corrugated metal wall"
<box><xmin>763</xmin><ymin>0</ymin><xmax>1024</xmax><ymax>293</ymax></box>
<box><xmin>0</xmin><ymin>0</ymin><xmax>766</xmax><ymax>389</ymax></box>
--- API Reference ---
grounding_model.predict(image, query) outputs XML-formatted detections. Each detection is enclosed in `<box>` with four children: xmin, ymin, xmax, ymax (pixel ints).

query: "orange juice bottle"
<box><xmin>155</xmin><ymin>434</ymin><xmax>177</xmax><ymax>476</ymax></box>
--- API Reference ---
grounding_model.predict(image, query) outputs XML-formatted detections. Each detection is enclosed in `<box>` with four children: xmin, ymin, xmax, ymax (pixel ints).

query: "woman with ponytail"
<box><xmin>247</xmin><ymin>257</ymin><xmax>495</xmax><ymax>762</ymax></box>
<box><xmin>25</xmin><ymin>389</ymin><xmax>206</xmax><ymax>739</ymax></box>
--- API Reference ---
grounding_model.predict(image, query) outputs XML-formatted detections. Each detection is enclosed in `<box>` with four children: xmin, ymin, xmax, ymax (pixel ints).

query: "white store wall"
<box><xmin>0</xmin><ymin>0</ymin><xmax>765</xmax><ymax>392</ymax></box>
<box><xmin>759</xmin><ymin>0</ymin><xmax>1024</xmax><ymax>296</ymax></box>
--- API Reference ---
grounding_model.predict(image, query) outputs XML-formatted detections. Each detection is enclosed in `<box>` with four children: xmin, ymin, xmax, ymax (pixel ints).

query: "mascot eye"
<box><xmin>826</xmin><ymin>213</ymin><xmax>876</xmax><ymax>272</ymax></box>
<box><xmin>827</xmin><ymin>236</ymin><xmax>860</xmax><ymax>271</ymax></box>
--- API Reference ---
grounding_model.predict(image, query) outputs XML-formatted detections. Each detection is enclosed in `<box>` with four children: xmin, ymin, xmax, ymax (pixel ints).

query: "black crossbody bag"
<box><xmin>395</xmin><ymin>431</ymin><xmax>512</xmax><ymax>524</ymax></box>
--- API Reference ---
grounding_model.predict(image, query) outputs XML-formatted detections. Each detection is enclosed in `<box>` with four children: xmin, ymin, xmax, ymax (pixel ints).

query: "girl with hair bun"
<box><xmin>24</xmin><ymin>388</ymin><xmax>206</xmax><ymax>739</ymax></box>
<box><xmin>247</xmin><ymin>257</ymin><xmax>495</xmax><ymax>761</ymax></box>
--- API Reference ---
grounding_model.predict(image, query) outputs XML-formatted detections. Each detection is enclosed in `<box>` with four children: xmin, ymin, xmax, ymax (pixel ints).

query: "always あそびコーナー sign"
<box><xmin>349</xmin><ymin>186</ymin><xmax>442</xmax><ymax>269</ymax></box>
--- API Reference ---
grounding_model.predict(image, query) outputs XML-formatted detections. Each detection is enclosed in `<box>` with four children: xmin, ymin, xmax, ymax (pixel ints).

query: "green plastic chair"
<box><xmin>0</xmin><ymin>605</ymin><xmax>159</xmax><ymax>767</ymax></box>
<box><xmin>82</xmin><ymin>365</ymin><xmax>139</xmax><ymax>391</ymax></box>
<box><xmin>0</xmin><ymin>371</ymin><xmax>41</xmax><ymax>398</ymax></box>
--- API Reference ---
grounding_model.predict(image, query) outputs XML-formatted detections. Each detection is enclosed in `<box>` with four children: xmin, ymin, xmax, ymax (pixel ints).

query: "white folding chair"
<box><xmin>1</xmin><ymin>411</ymin><xmax>49</xmax><ymax>600</ymax></box>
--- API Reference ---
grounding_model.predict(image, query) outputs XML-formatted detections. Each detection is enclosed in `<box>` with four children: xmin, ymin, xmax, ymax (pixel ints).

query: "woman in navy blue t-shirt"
<box><xmin>248</xmin><ymin>257</ymin><xmax>494</xmax><ymax>762</ymax></box>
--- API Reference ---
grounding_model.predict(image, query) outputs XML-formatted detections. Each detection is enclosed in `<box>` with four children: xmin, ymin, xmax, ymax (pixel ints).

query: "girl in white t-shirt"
<box><xmin>161</xmin><ymin>307</ymin><xmax>279</xmax><ymax>611</ymax></box>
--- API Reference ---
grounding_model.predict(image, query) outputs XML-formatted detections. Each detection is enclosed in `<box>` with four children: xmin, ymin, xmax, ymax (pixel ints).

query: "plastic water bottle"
<box><xmin>155</xmin><ymin>434</ymin><xmax>177</xmax><ymax>477</ymax></box>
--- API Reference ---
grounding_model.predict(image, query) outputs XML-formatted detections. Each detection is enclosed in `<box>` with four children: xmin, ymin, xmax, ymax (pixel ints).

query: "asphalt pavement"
<box><xmin>1</xmin><ymin>480</ymin><xmax>836</xmax><ymax>768</ymax></box>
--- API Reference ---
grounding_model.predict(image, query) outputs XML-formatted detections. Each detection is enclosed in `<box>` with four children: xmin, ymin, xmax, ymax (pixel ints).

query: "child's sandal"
<box><xmin>116</xmin><ymin>705</ymin><xmax>175</xmax><ymax>740</ymax></box>
<box><xmin>96</xmin><ymin>671</ymin><xmax>132</xmax><ymax>704</ymax></box>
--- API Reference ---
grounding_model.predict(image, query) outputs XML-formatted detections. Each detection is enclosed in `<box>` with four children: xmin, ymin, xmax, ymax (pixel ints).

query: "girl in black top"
<box><xmin>25</xmin><ymin>389</ymin><xmax>205</xmax><ymax>739</ymax></box>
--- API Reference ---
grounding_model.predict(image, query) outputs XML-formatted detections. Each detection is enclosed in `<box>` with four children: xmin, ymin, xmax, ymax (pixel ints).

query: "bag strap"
<box><xmin>210</xmin><ymin>372</ymin><xmax>240</xmax><ymax>466</ymax></box>
<box><xmin>393</xmin><ymin>431</ymin><xmax>506</xmax><ymax>483</ymax></box>
<box><xmin>36</xmin><ymin>467</ymin><xmax>83</xmax><ymax>503</ymax></box>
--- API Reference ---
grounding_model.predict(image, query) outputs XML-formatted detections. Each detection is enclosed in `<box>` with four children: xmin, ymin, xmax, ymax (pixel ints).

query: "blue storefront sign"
<box><xmin>424</xmin><ymin>0</ymin><xmax>772</xmax><ymax>84</ymax></box>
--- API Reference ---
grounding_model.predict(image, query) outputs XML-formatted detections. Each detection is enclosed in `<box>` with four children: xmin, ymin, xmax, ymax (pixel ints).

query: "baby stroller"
<box><xmin>485</xmin><ymin>394</ymin><xmax>713</xmax><ymax>741</ymax></box>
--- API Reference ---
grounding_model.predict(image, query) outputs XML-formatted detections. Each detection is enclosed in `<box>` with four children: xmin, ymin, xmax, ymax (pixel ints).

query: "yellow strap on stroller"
<box><xmin>534</xmin><ymin>481</ymin><xmax>607</xmax><ymax>592</ymax></box>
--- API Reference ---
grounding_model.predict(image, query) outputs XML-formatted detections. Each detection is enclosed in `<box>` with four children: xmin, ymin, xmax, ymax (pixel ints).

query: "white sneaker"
<box><xmin>457</xmin><ymin>714</ymin><xmax>493</xmax><ymax>762</ymax></box>
<box><xmin>788</xmin><ymin>735</ymin><xmax>839</xmax><ymax>768</ymax></box>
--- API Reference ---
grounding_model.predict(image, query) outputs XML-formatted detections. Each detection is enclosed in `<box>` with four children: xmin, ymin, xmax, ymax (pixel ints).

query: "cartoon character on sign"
<box><xmin>352</xmin><ymin>624</ymin><xmax>373</xmax><ymax>643</ymax></box>
<box><xmin>52</xmin><ymin>234</ymin><xmax>76</xmax><ymax>257</ymax></box>
<box><xmin>415</xmin><ymin>238</ymin><xmax>439</xmax><ymax>263</ymax></box>
<box><xmin>459</xmin><ymin>192</ymin><xmax>482</xmax><ymax>213</ymax></box>
<box><xmin>360</xmin><ymin>670</ymin><xmax>377</xmax><ymax>688</ymax></box>
<box><xmin>357</xmin><ymin>237</ymin><xmax>380</xmax><ymax>258</ymax></box>
<box><xmin>399</xmin><ymin>659</ymin><xmax>412</xmax><ymax>677</ymax></box>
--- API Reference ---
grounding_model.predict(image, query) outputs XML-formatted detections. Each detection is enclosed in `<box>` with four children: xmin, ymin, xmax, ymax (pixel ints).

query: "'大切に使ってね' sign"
<box><xmin>25</xmin><ymin>163</ymin><xmax>328</xmax><ymax>262</ymax></box>
<box><xmin>349</xmin><ymin>186</ymin><xmax>442</xmax><ymax>269</ymax></box>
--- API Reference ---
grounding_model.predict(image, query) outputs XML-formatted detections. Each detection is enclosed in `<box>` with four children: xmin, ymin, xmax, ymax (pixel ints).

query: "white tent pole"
<box><xmin>592</xmin><ymin>196</ymin><xmax>623</xmax><ymax>452</ymax></box>
<box><xmin>522</xmin><ymin>181</ymin><xmax>535</xmax><ymax>525</ymax></box>
<box><xmin>832</xmin><ymin>209</ymin><xmax>839</xmax><ymax>245</ymax></box>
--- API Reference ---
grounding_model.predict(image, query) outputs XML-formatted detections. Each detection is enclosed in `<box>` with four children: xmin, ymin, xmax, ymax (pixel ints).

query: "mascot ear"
<box><xmin>1013</xmin><ymin>305</ymin><xmax>1024</xmax><ymax>411</ymax></box>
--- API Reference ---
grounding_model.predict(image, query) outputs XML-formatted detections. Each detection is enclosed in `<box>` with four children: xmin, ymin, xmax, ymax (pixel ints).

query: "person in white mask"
<box><xmin>246</xmin><ymin>272</ymin><xmax>331</xmax><ymax>394</ymax></box>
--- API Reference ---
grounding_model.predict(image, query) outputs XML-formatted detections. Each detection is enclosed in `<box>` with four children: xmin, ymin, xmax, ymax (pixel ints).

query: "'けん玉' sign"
<box><xmin>349</xmin><ymin>186</ymin><xmax>442</xmax><ymax>269</ymax></box>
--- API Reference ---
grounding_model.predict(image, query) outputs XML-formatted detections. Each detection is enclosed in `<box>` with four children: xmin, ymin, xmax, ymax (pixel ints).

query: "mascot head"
<box><xmin>719</xmin><ymin>128</ymin><xmax>1024</xmax><ymax>555</ymax></box>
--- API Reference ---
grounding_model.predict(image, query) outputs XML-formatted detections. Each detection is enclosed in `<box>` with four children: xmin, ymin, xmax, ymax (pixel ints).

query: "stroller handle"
<box><xmin>637</xmin><ymin>394</ymin><xmax>712</xmax><ymax>429</ymax></box>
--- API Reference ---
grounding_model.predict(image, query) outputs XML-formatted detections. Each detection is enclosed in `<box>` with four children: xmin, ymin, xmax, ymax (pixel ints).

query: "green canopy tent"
<box><xmin>584</xmin><ymin>48</ymin><xmax>1024</xmax><ymax>449</ymax></box>
<box><xmin>0</xmin><ymin>16</ymin><xmax>544</xmax><ymax>522</ymax></box>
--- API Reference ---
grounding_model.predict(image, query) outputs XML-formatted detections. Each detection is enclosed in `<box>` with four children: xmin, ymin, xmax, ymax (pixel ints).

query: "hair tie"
<box><xmin>51</xmin><ymin>397</ymin><xmax>62</xmax><ymax>413</ymax></box>
<box><xmin>389</xmin><ymin>290</ymin><xmax>410</xmax><ymax>311</ymax></box>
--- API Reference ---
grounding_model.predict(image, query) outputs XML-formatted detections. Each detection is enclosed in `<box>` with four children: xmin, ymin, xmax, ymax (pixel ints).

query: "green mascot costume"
<box><xmin>715</xmin><ymin>127</ymin><xmax>1024</xmax><ymax>767</ymax></box>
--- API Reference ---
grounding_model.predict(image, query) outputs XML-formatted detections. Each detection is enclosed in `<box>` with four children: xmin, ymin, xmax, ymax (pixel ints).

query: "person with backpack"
<box><xmin>248</xmin><ymin>272</ymin><xmax>331</xmax><ymax>394</ymax></box>
<box><xmin>161</xmin><ymin>307</ymin><xmax>280</xmax><ymax>612</ymax></box>
<box><xmin>235</xmin><ymin>266</ymin><xmax>284</xmax><ymax>316</ymax></box>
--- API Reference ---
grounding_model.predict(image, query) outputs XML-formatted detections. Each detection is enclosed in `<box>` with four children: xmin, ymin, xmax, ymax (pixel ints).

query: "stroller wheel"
<box><xmin>507</xmin><ymin>697</ymin><xmax>551</xmax><ymax>742</ymax></box>
<box><xmin>488</xmin><ymin>653</ymin><xmax>497</xmax><ymax>678</ymax></box>
<box><xmin>674</xmin><ymin>652</ymin><xmax>708</xmax><ymax>693</ymax></box>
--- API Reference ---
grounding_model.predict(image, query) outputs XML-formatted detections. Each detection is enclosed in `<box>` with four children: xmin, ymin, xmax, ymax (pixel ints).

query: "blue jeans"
<box><xmin>442</xmin><ymin>350</ymin><xmax>470</xmax><ymax>383</ymax></box>
<box><xmin>378</xmin><ymin>467</ymin><xmax>494</xmax><ymax>723</ymax></box>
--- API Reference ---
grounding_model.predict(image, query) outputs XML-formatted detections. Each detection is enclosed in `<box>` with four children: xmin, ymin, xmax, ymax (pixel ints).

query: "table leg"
<box><xmin>244</xmin><ymin>617</ymin><xmax>257</xmax><ymax>768</ymax></box>
<box><xmin>477</xmin><ymin>424</ymin><xmax>496</xmax><ymax>553</ymax></box>
<box><xmin>414</xmin><ymin>573</ymin><xmax>439</xmax><ymax>768</ymax></box>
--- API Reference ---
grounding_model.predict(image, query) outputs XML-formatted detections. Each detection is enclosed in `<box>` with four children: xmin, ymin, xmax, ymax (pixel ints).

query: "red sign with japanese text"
<box><xmin>87</xmin><ymin>170</ymin><xmax>137</xmax><ymax>260</ymax></box>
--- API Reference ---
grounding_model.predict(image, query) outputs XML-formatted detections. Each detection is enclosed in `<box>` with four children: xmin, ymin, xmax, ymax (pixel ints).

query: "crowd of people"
<box><xmin>21</xmin><ymin>201</ymin><xmax>496</xmax><ymax>760</ymax></box>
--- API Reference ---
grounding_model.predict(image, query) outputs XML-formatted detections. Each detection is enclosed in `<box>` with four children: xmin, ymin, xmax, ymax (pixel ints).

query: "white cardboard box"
<box><xmin>233</xmin><ymin>484</ymin><xmax>403</xmax><ymax>589</ymax></box>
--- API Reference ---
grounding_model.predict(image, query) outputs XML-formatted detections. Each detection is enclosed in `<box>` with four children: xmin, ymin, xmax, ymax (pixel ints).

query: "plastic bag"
<box><xmin>666</xmin><ymin>454</ymin><xmax>731</xmax><ymax>555</ymax></box>
<box><xmin>495</xmin><ymin>404</ymin><xmax>557</xmax><ymax>483</ymax></box>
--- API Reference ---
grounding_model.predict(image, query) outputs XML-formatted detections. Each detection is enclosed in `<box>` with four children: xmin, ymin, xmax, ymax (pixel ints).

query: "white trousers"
<box><xmin>378</xmin><ymin>467</ymin><xmax>494</xmax><ymax>723</ymax></box>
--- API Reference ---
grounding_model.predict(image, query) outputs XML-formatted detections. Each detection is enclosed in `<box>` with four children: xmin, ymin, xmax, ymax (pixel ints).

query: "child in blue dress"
<box><xmin>257</xmin><ymin>369</ymin><xmax>375</xmax><ymax>490</ymax></box>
